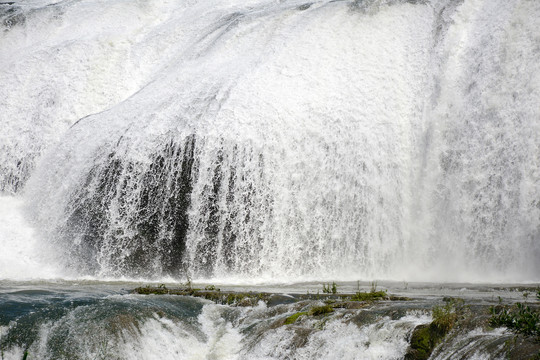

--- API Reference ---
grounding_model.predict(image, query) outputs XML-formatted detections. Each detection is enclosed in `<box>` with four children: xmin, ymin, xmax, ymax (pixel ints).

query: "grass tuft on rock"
<box><xmin>489</xmin><ymin>303</ymin><xmax>540</xmax><ymax>339</ymax></box>
<box><xmin>432</xmin><ymin>301</ymin><xmax>459</xmax><ymax>333</ymax></box>
<box><xmin>351</xmin><ymin>290</ymin><xmax>388</xmax><ymax>302</ymax></box>
<box><xmin>284</xmin><ymin>311</ymin><xmax>309</xmax><ymax>325</ymax></box>
<box><xmin>405</xmin><ymin>298</ymin><xmax>465</xmax><ymax>360</ymax></box>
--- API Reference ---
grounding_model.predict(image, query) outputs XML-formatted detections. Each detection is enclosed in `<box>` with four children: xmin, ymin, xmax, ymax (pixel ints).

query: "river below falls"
<box><xmin>1</xmin><ymin>280</ymin><xmax>538</xmax><ymax>360</ymax></box>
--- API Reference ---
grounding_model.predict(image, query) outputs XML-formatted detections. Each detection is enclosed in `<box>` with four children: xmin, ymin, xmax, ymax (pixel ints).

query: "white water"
<box><xmin>431</xmin><ymin>327</ymin><xmax>512</xmax><ymax>360</ymax></box>
<box><xmin>0</xmin><ymin>197</ymin><xmax>59</xmax><ymax>279</ymax></box>
<box><xmin>0</xmin><ymin>0</ymin><xmax>539</xmax><ymax>282</ymax></box>
<box><xmin>0</xmin><ymin>293</ymin><xmax>432</xmax><ymax>360</ymax></box>
<box><xmin>244</xmin><ymin>312</ymin><xmax>431</xmax><ymax>360</ymax></box>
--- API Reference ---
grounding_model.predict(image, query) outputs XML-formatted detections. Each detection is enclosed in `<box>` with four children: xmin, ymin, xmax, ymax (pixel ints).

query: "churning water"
<box><xmin>0</xmin><ymin>282</ymin><xmax>533</xmax><ymax>360</ymax></box>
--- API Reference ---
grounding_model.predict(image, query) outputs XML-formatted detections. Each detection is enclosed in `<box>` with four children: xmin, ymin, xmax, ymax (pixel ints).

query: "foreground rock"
<box><xmin>133</xmin><ymin>286</ymin><xmax>540</xmax><ymax>359</ymax></box>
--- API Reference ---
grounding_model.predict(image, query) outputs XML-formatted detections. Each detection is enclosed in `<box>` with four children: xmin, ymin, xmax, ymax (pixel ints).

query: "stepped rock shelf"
<box><xmin>133</xmin><ymin>285</ymin><xmax>540</xmax><ymax>359</ymax></box>
<box><xmin>133</xmin><ymin>285</ymin><xmax>405</xmax><ymax>306</ymax></box>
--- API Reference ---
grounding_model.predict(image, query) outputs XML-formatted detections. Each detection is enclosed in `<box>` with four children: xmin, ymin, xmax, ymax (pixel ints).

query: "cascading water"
<box><xmin>3</xmin><ymin>2</ymin><xmax>540</xmax><ymax>358</ymax></box>
<box><xmin>1</xmin><ymin>0</ymin><xmax>540</xmax><ymax>280</ymax></box>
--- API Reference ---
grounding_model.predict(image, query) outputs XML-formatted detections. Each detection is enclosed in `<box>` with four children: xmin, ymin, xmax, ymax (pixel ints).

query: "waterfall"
<box><xmin>0</xmin><ymin>0</ymin><xmax>538</xmax><ymax>282</ymax></box>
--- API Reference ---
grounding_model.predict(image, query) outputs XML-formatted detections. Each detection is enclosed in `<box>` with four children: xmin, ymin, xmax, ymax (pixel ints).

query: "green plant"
<box><xmin>432</xmin><ymin>303</ymin><xmax>457</xmax><ymax>333</ymax></box>
<box><xmin>351</xmin><ymin>290</ymin><xmax>387</xmax><ymax>302</ymax></box>
<box><xmin>205</xmin><ymin>285</ymin><xmax>216</xmax><ymax>291</ymax></box>
<box><xmin>489</xmin><ymin>303</ymin><xmax>540</xmax><ymax>338</ymax></box>
<box><xmin>284</xmin><ymin>311</ymin><xmax>308</xmax><ymax>325</ymax></box>
<box><xmin>321</xmin><ymin>282</ymin><xmax>338</xmax><ymax>294</ymax></box>
<box><xmin>406</xmin><ymin>299</ymin><xmax>465</xmax><ymax>360</ymax></box>
<box><xmin>283</xmin><ymin>305</ymin><xmax>334</xmax><ymax>326</ymax></box>
<box><xmin>370</xmin><ymin>281</ymin><xmax>377</xmax><ymax>293</ymax></box>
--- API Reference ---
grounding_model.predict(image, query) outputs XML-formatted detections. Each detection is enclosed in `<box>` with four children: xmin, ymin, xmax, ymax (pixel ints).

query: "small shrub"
<box><xmin>432</xmin><ymin>303</ymin><xmax>457</xmax><ymax>333</ymax></box>
<box><xmin>321</xmin><ymin>282</ymin><xmax>338</xmax><ymax>294</ymax></box>
<box><xmin>490</xmin><ymin>303</ymin><xmax>540</xmax><ymax>338</ymax></box>
<box><xmin>406</xmin><ymin>299</ymin><xmax>464</xmax><ymax>360</ymax></box>
<box><xmin>433</xmin><ymin>298</ymin><xmax>466</xmax><ymax>333</ymax></box>
<box><xmin>322</xmin><ymin>283</ymin><xmax>333</xmax><ymax>294</ymax></box>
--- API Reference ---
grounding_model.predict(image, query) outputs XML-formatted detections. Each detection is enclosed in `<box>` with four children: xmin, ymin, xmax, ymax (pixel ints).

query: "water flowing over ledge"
<box><xmin>0</xmin><ymin>282</ymin><xmax>539</xmax><ymax>359</ymax></box>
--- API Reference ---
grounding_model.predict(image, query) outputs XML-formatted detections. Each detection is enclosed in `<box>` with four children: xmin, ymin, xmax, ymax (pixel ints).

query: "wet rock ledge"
<box><xmin>132</xmin><ymin>285</ymin><xmax>540</xmax><ymax>359</ymax></box>
<box><xmin>132</xmin><ymin>284</ymin><xmax>409</xmax><ymax>307</ymax></box>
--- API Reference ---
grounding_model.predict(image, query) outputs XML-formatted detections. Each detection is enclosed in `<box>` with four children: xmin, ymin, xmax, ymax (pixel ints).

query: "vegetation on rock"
<box><xmin>351</xmin><ymin>290</ymin><xmax>388</xmax><ymax>301</ymax></box>
<box><xmin>283</xmin><ymin>304</ymin><xmax>335</xmax><ymax>325</ymax></box>
<box><xmin>489</xmin><ymin>303</ymin><xmax>540</xmax><ymax>339</ymax></box>
<box><xmin>133</xmin><ymin>283</ymin><xmax>407</xmax><ymax>308</ymax></box>
<box><xmin>322</xmin><ymin>282</ymin><xmax>337</xmax><ymax>294</ymax></box>
<box><xmin>284</xmin><ymin>311</ymin><xmax>309</xmax><ymax>325</ymax></box>
<box><xmin>405</xmin><ymin>298</ymin><xmax>465</xmax><ymax>360</ymax></box>
<box><xmin>133</xmin><ymin>285</ymin><xmax>270</xmax><ymax>306</ymax></box>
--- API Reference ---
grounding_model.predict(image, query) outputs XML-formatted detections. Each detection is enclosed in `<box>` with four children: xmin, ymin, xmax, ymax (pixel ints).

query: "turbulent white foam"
<box><xmin>0</xmin><ymin>196</ymin><xmax>59</xmax><ymax>280</ymax></box>
<box><xmin>0</xmin><ymin>302</ymin><xmax>242</xmax><ymax>360</ymax></box>
<box><xmin>242</xmin><ymin>312</ymin><xmax>431</xmax><ymax>360</ymax></box>
<box><xmin>118</xmin><ymin>305</ymin><xmax>243</xmax><ymax>360</ymax></box>
<box><xmin>431</xmin><ymin>327</ymin><xmax>512</xmax><ymax>360</ymax></box>
<box><xmin>0</xmin><ymin>295</ymin><xmax>433</xmax><ymax>360</ymax></box>
<box><xmin>121</xmin><ymin>305</ymin><xmax>432</xmax><ymax>360</ymax></box>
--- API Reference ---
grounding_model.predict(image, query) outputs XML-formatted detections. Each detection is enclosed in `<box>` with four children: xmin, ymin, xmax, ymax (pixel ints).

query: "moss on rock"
<box><xmin>310</xmin><ymin>305</ymin><xmax>334</xmax><ymax>316</ymax></box>
<box><xmin>405</xmin><ymin>322</ymin><xmax>451</xmax><ymax>360</ymax></box>
<box><xmin>405</xmin><ymin>300</ymin><xmax>463</xmax><ymax>360</ymax></box>
<box><xmin>284</xmin><ymin>311</ymin><xmax>309</xmax><ymax>325</ymax></box>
